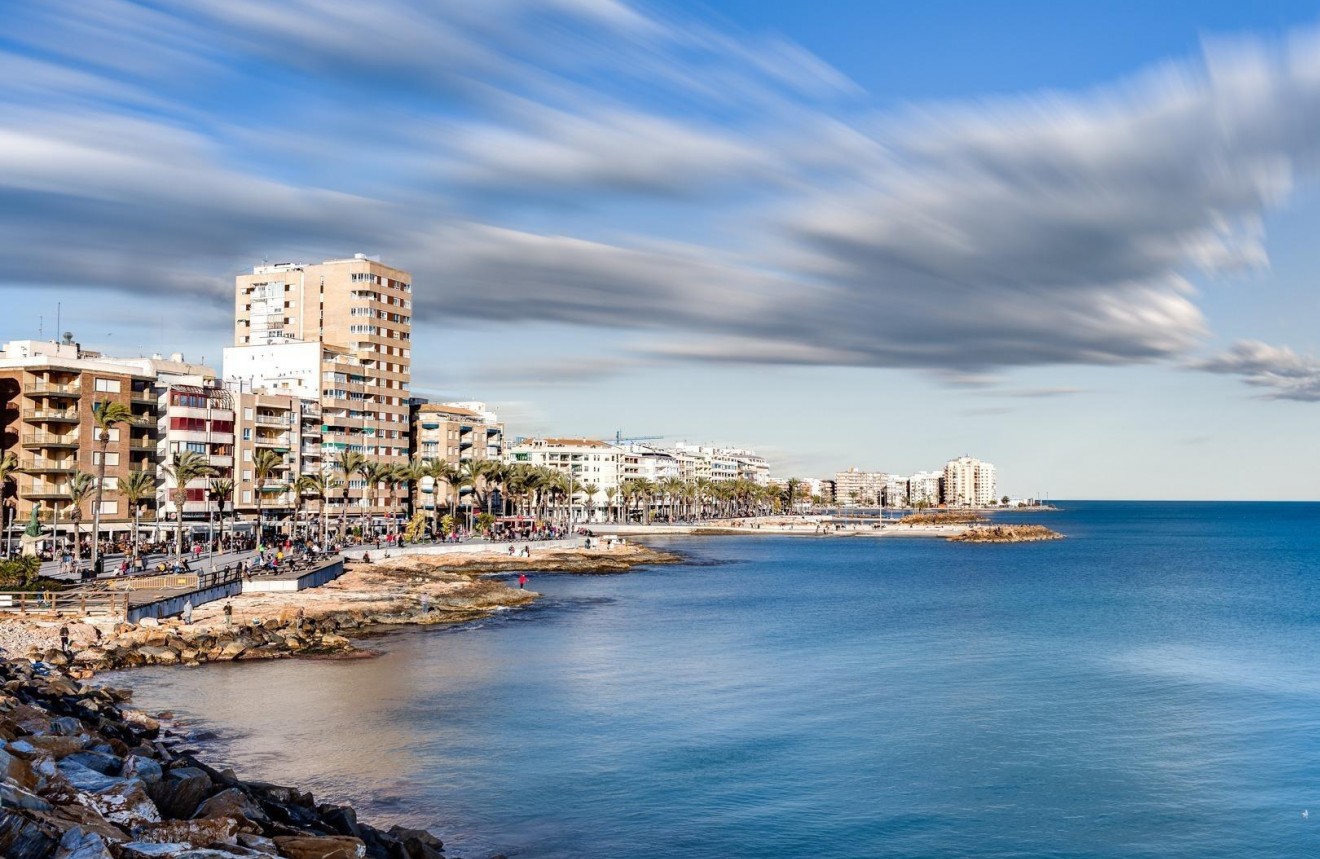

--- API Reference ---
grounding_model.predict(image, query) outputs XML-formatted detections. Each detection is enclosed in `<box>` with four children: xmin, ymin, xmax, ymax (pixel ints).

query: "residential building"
<box><xmin>834</xmin><ymin>467</ymin><xmax>887</xmax><ymax>506</ymax></box>
<box><xmin>506</xmin><ymin>438</ymin><xmax>625</xmax><ymax>522</ymax></box>
<box><xmin>227</xmin><ymin>254</ymin><xmax>413</xmax><ymax>519</ymax></box>
<box><xmin>881</xmin><ymin>475</ymin><xmax>909</xmax><ymax>508</ymax></box>
<box><xmin>0</xmin><ymin>337</ymin><xmax>227</xmax><ymax>547</ymax></box>
<box><xmin>230</xmin><ymin>390</ymin><xmax>322</xmax><ymax>531</ymax></box>
<box><xmin>156</xmin><ymin>385</ymin><xmax>235</xmax><ymax>531</ymax></box>
<box><xmin>410</xmin><ymin>401</ymin><xmax>505</xmax><ymax>515</ymax></box>
<box><xmin>943</xmin><ymin>456</ymin><xmax>997</xmax><ymax>507</ymax></box>
<box><xmin>907</xmin><ymin>471</ymin><xmax>943</xmax><ymax>507</ymax></box>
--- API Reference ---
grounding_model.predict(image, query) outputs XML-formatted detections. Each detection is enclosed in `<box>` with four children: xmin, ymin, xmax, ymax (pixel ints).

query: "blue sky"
<box><xmin>4</xmin><ymin>1</ymin><xmax>1320</xmax><ymax>498</ymax></box>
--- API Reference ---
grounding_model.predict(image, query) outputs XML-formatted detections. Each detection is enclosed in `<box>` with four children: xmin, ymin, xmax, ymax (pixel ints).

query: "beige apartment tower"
<box><xmin>230</xmin><ymin>255</ymin><xmax>412</xmax><ymax>523</ymax></box>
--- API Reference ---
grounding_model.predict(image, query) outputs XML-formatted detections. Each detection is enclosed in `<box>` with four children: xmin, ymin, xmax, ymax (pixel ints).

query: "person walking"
<box><xmin>59</xmin><ymin>624</ymin><xmax>70</xmax><ymax>653</ymax></box>
<box><xmin>223</xmin><ymin>601</ymin><xmax>233</xmax><ymax>628</ymax></box>
<box><xmin>518</xmin><ymin>573</ymin><xmax>528</xmax><ymax>589</ymax></box>
<box><xmin>182</xmin><ymin>599</ymin><xmax>193</xmax><ymax>625</ymax></box>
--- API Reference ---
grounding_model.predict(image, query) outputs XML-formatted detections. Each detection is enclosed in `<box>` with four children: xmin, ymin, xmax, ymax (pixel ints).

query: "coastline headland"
<box><xmin>594</xmin><ymin>513</ymin><xmax>1063</xmax><ymax>542</ymax></box>
<box><xmin>0</xmin><ymin>541</ymin><xmax>682</xmax><ymax>676</ymax></box>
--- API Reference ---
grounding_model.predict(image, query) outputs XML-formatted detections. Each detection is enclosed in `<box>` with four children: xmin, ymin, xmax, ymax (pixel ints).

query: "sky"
<box><xmin>3</xmin><ymin>0</ymin><xmax>1320</xmax><ymax>499</ymax></box>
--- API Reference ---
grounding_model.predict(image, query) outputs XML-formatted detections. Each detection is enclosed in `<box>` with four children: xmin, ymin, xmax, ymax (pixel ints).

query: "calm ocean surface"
<box><xmin>122</xmin><ymin>502</ymin><xmax>1320</xmax><ymax>858</ymax></box>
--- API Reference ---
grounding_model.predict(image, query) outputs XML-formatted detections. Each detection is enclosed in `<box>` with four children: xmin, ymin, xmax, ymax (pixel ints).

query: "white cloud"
<box><xmin>1196</xmin><ymin>340</ymin><xmax>1320</xmax><ymax>401</ymax></box>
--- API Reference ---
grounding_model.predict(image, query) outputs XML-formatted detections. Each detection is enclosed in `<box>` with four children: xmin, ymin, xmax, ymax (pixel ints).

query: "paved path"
<box><xmin>41</xmin><ymin>548</ymin><xmax>260</xmax><ymax>584</ymax></box>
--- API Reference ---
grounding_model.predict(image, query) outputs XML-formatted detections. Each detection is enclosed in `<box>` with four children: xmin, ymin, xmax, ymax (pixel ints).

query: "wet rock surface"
<box><xmin>0</xmin><ymin>659</ymin><xmax>454</xmax><ymax>859</ymax></box>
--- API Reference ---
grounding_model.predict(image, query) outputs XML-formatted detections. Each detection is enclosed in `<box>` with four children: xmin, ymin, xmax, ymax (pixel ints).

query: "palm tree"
<box><xmin>89</xmin><ymin>399</ymin><xmax>132</xmax><ymax>571</ymax></box>
<box><xmin>333</xmin><ymin>450</ymin><xmax>366</xmax><ymax>540</ymax></box>
<box><xmin>252</xmin><ymin>448</ymin><xmax>284</xmax><ymax>545</ymax></box>
<box><xmin>65</xmin><ymin>471</ymin><xmax>97</xmax><ymax>564</ymax></box>
<box><xmin>161</xmin><ymin>451</ymin><xmax>216</xmax><ymax>556</ymax></box>
<box><xmin>356</xmin><ymin>460</ymin><xmax>390</xmax><ymax>539</ymax></box>
<box><xmin>293</xmin><ymin>473</ymin><xmax>319</xmax><ymax>541</ymax></box>
<box><xmin>604</xmin><ymin>485</ymin><xmax>617</xmax><ymax>523</ymax></box>
<box><xmin>209</xmin><ymin>477</ymin><xmax>234</xmax><ymax>554</ymax></box>
<box><xmin>418</xmin><ymin>458</ymin><xmax>458</xmax><ymax>538</ymax></box>
<box><xmin>0</xmin><ymin>451</ymin><xmax>18</xmax><ymax>556</ymax></box>
<box><xmin>582</xmin><ymin>482</ymin><xmax>600</xmax><ymax>522</ymax></box>
<box><xmin>300</xmin><ymin>471</ymin><xmax>338</xmax><ymax>546</ymax></box>
<box><xmin>117</xmin><ymin>469</ymin><xmax>156</xmax><ymax>561</ymax></box>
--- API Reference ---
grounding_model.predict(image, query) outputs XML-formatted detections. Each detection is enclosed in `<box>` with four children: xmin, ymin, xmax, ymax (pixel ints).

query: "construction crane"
<box><xmin>614</xmin><ymin>431</ymin><xmax>665</xmax><ymax>447</ymax></box>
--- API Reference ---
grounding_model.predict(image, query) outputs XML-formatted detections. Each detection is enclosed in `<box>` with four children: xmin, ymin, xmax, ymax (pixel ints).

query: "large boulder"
<box><xmin>77</xmin><ymin>779</ymin><xmax>161</xmax><ymax>829</ymax></box>
<box><xmin>0</xmin><ymin>807</ymin><xmax>60</xmax><ymax>859</ymax></box>
<box><xmin>53</xmin><ymin>826</ymin><xmax>114</xmax><ymax>859</ymax></box>
<box><xmin>194</xmin><ymin>788</ymin><xmax>267</xmax><ymax>832</ymax></box>
<box><xmin>384</xmin><ymin>827</ymin><xmax>443</xmax><ymax>859</ymax></box>
<box><xmin>149</xmin><ymin>768</ymin><xmax>212</xmax><ymax>819</ymax></box>
<box><xmin>271</xmin><ymin>835</ymin><xmax>366</xmax><ymax>859</ymax></box>
<box><xmin>131</xmin><ymin>817</ymin><xmax>240</xmax><ymax>847</ymax></box>
<box><xmin>64</xmin><ymin>751</ymin><xmax>124</xmax><ymax>776</ymax></box>
<box><xmin>122</xmin><ymin>755</ymin><xmax>164</xmax><ymax>786</ymax></box>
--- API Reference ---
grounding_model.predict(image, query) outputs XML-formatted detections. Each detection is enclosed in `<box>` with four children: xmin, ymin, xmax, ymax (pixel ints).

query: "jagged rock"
<box><xmin>150</xmin><ymin>768</ymin><xmax>212</xmax><ymax>819</ymax></box>
<box><xmin>234</xmin><ymin>833</ymin><xmax>279</xmax><ymax>855</ymax></box>
<box><xmin>64</xmin><ymin>751</ymin><xmax>124</xmax><ymax>776</ymax></box>
<box><xmin>55</xmin><ymin>761</ymin><xmax>123</xmax><ymax>793</ymax></box>
<box><xmin>53</xmin><ymin>826</ymin><xmax>114</xmax><ymax>859</ymax></box>
<box><xmin>218</xmin><ymin>642</ymin><xmax>247</xmax><ymax>660</ymax></box>
<box><xmin>194</xmin><ymin>788</ymin><xmax>266</xmax><ymax>832</ymax></box>
<box><xmin>317</xmin><ymin>806</ymin><xmax>359</xmax><ymax>840</ymax></box>
<box><xmin>271</xmin><ymin>835</ymin><xmax>367</xmax><ymax>859</ymax></box>
<box><xmin>25</xmin><ymin>735</ymin><xmax>87</xmax><ymax>758</ymax></box>
<box><xmin>121</xmin><ymin>711</ymin><xmax>162</xmax><ymax>734</ymax></box>
<box><xmin>122</xmin><ymin>754</ymin><xmax>164</xmax><ymax>786</ymax></box>
<box><xmin>78</xmin><ymin>779</ymin><xmax>161</xmax><ymax>829</ymax></box>
<box><xmin>0</xmin><ymin>807</ymin><xmax>60</xmax><ymax>859</ymax></box>
<box><xmin>50</xmin><ymin>717</ymin><xmax>84</xmax><ymax>737</ymax></box>
<box><xmin>1</xmin><ymin>781</ymin><xmax>54</xmax><ymax>810</ymax></box>
<box><xmin>0</xmin><ymin>747</ymin><xmax>40</xmax><ymax>789</ymax></box>
<box><xmin>132</xmin><ymin>817</ymin><xmax>240</xmax><ymax>847</ymax></box>
<box><xmin>385</xmin><ymin>826</ymin><xmax>443</xmax><ymax>859</ymax></box>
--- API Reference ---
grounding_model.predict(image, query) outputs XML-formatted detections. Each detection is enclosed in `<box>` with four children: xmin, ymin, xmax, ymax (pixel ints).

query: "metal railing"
<box><xmin>18</xmin><ymin>459</ymin><xmax>76</xmax><ymax>473</ymax></box>
<box><xmin>23</xmin><ymin>382</ymin><xmax>82</xmax><ymax>397</ymax></box>
<box><xmin>22</xmin><ymin>409</ymin><xmax>79</xmax><ymax>422</ymax></box>
<box><xmin>21</xmin><ymin>433</ymin><xmax>80</xmax><ymax>447</ymax></box>
<box><xmin>0</xmin><ymin>590</ymin><xmax>129</xmax><ymax>618</ymax></box>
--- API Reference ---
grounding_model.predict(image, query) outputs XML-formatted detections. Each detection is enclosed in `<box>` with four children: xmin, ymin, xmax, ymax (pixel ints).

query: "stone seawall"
<box><xmin>0</xmin><ymin>658</ymin><xmax>451</xmax><ymax>859</ymax></box>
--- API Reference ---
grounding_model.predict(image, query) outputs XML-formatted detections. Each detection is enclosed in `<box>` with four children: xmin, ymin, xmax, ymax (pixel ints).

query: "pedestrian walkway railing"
<box><xmin>0</xmin><ymin>590</ymin><xmax>129</xmax><ymax>618</ymax></box>
<box><xmin>105</xmin><ymin>565</ymin><xmax>246</xmax><ymax>592</ymax></box>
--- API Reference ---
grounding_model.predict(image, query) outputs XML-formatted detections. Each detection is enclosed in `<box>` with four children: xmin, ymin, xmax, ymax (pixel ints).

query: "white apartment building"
<box><xmin>834</xmin><ymin>467</ymin><xmax>887</xmax><ymax>506</ymax></box>
<box><xmin>507</xmin><ymin>438</ymin><xmax>626</xmax><ymax>521</ymax></box>
<box><xmin>907</xmin><ymin>471</ymin><xmax>943</xmax><ymax>507</ymax></box>
<box><xmin>943</xmin><ymin>456</ymin><xmax>997</xmax><ymax>507</ymax></box>
<box><xmin>670</xmin><ymin>443</ymin><xmax>769</xmax><ymax>484</ymax></box>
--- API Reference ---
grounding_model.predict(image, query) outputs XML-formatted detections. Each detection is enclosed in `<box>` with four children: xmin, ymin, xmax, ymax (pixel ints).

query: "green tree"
<box><xmin>89</xmin><ymin>399</ymin><xmax>132</xmax><ymax>570</ymax></box>
<box><xmin>161</xmin><ymin>451</ymin><xmax>216</xmax><ymax>556</ymax></box>
<box><xmin>64</xmin><ymin>471</ymin><xmax>97</xmax><ymax>563</ymax></box>
<box><xmin>332</xmin><ymin>450</ymin><xmax>366</xmax><ymax>540</ymax></box>
<box><xmin>252</xmin><ymin>448</ymin><xmax>284</xmax><ymax>544</ymax></box>
<box><xmin>209</xmin><ymin>477</ymin><xmax>234</xmax><ymax>555</ymax></box>
<box><xmin>0</xmin><ymin>451</ymin><xmax>19</xmax><ymax>556</ymax></box>
<box><xmin>117</xmin><ymin>469</ymin><xmax>157</xmax><ymax>560</ymax></box>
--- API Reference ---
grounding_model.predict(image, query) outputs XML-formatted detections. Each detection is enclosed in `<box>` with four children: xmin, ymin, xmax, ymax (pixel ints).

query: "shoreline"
<box><xmin>0</xmin><ymin>543</ymin><xmax>683</xmax><ymax>676</ymax></box>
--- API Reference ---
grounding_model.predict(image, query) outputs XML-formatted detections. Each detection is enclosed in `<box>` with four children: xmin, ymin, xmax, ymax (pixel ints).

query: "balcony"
<box><xmin>255</xmin><ymin>414</ymin><xmax>288</xmax><ymax>426</ymax></box>
<box><xmin>23</xmin><ymin>382</ymin><xmax>81</xmax><ymax>398</ymax></box>
<box><xmin>18</xmin><ymin>459</ymin><xmax>77</xmax><ymax>474</ymax></box>
<box><xmin>255</xmin><ymin>435</ymin><xmax>292</xmax><ymax>449</ymax></box>
<box><xmin>22</xmin><ymin>408</ymin><xmax>79</xmax><ymax>423</ymax></box>
<box><xmin>421</xmin><ymin>421</ymin><xmax>440</xmax><ymax>430</ymax></box>
<box><xmin>128</xmin><ymin>414</ymin><xmax>157</xmax><ymax>428</ymax></box>
<box><xmin>21</xmin><ymin>433</ymin><xmax>79</xmax><ymax>449</ymax></box>
<box><xmin>129</xmin><ymin>439</ymin><xmax>157</xmax><ymax>451</ymax></box>
<box><xmin>21</xmin><ymin>485</ymin><xmax>71</xmax><ymax>500</ymax></box>
<box><xmin>131</xmin><ymin>390</ymin><xmax>157</xmax><ymax>405</ymax></box>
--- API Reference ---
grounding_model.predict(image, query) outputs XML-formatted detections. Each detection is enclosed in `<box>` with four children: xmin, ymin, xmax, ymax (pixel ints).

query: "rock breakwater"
<box><xmin>0</xmin><ymin>658</ymin><xmax>452</xmax><ymax>859</ymax></box>
<box><xmin>947</xmin><ymin>524</ymin><xmax>1064</xmax><ymax>543</ymax></box>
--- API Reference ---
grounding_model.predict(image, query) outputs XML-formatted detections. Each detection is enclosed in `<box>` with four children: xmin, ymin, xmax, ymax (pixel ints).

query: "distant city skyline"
<box><xmin>5</xmin><ymin>1</ymin><xmax>1320</xmax><ymax>499</ymax></box>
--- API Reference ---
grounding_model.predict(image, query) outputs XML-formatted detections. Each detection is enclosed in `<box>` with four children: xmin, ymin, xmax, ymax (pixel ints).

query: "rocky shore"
<box><xmin>0</xmin><ymin>657</ymin><xmax>455</xmax><ymax>859</ymax></box>
<box><xmin>948</xmin><ymin>524</ymin><xmax>1064</xmax><ymax>543</ymax></box>
<box><xmin>1</xmin><ymin>544</ymin><xmax>682</xmax><ymax>677</ymax></box>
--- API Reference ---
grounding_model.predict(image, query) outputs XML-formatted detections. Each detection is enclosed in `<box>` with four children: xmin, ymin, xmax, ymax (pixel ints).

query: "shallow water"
<box><xmin>122</xmin><ymin>502</ymin><xmax>1320</xmax><ymax>858</ymax></box>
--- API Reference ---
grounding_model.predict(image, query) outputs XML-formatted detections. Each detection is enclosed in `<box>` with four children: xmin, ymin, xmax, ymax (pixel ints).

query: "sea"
<box><xmin>121</xmin><ymin>501</ymin><xmax>1320</xmax><ymax>858</ymax></box>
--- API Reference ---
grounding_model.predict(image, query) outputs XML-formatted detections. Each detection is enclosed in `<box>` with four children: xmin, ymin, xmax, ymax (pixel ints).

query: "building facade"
<box><xmin>943</xmin><ymin>456</ymin><xmax>997</xmax><ymax>507</ymax></box>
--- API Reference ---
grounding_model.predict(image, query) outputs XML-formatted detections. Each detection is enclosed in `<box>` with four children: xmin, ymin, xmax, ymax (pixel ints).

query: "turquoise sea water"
<box><xmin>124</xmin><ymin>502</ymin><xmax>1320</xmax><ymax>858</ymax></box>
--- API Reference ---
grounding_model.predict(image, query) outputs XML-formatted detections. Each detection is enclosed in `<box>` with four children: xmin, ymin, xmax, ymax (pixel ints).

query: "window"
<box><xmin>92</xmin><ymin>452</ymin><xmax>120</xmax><ymax>466</ymax></box>
<box><xmin>243</xmin><ymin>470</ymin><xmax>253</xmax><ymax>481</ymax></box>
<box><xmin>183</xmin><ymin>442</ymin><xmax>207</xmax><ymax>454</ymax></box>
<box><xmin>105</xmin><ymin>428</ymin><xmax>120</xmax><ymax>443</ymax></box>
<box><xmin>94</xmin><ymin>378</ymin><xmax>122</xmax><ymax>393</ymax></box>
<box><xmin>243</xmin><ymin>449</ymin><xmax>252</xmax><ymax>462</ymax></box>
<box><xmin>244</xmin><ymin>408</ymin><xmax>254</xmax><ymax>420</ymax></box>
<box><xmin>100</xmin><ymin>478</ymin><xmax>116</xmax><ymax>491</ymax></box>
<box><xmin>98</xmin><ymin>501</ymin><xmax>118</xmax><ymax>515</ymax></box>
<box><xmin>242</xmin><ymin>428</ymin><xmax>251</xmax><ymax>440</ymax></box>
<box><xmin>242</xmin><ymin>491</ymin><xmax>252</xmax><ymax>503</ymax></box>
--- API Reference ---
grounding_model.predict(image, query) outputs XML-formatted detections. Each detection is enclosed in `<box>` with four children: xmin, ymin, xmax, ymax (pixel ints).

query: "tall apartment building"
<box><xmin>157</xmin><ymin>386</ymin><xmax>235</xmax><ymax>528</ymax></box>
<box><xmin>410</xmin><ymin>401</ymin><xmax>505</xmax><ymax>515</ymax></box>
<box><xmin>671</xmin><ymin>443</ymin><xmax>770</xmax><ymax>485</ymax></box>
<box><xmin>226</xmin><ymin>255</ymin><xmax>412</xmax><ymax>520</ymax></box>
<box><xmin>943</xmin><ymin>456</ymin><xmax>997</xmax><ymax>507</ymax></box>
<box><xmin>834</xmin><ymin>467</ymin><xmax>887</xmax><ymax>506</ymax></box>
<box><xmin>0</xmin><ymin>338</ymin><xmax>226</xmax><ymax>548</ymax></box>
